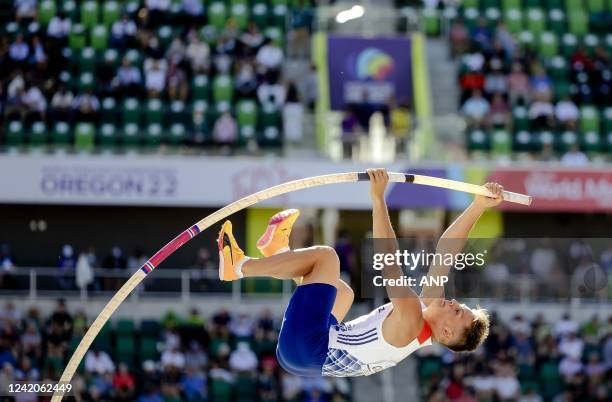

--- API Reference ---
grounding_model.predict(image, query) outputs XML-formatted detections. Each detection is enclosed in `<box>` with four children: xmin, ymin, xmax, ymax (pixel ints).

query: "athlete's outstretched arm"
<box><xmin>369</xmin><ymin>169</ymin><xmax>421</xmax><ymax>317</ymax></box>
<box><xmin>420</xmin><ymin>182</ymin><xmax>504</xmax><ymax>305</ymax></box>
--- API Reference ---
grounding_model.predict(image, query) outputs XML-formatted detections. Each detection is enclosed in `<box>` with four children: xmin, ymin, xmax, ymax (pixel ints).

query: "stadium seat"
<box><xmin>547</xmin><ymin>9</ymin><xmax>566</xmax><ymax>37</ymax></box>
<box><xmin>513</xmin><ymin>130</ymin><xmax>535</xmax><ymax>152</ymax></box>
<box><xmin>139</xmin><ymin>338</ymin><xmax>158</xmax><ymax>361</ymax></box>
<box><xmin>98</xmin><ymin>123</ymin><xmax>117</xmax><ymax>148</ymax></box>
<box><xmin>587</xmin><ymin>0</ymin><xmax>605</xmax><ymax>12</ymax></box>
<box><xmin>584</xmin><ymin>34</ymin><xmax>599</xmax><ymax>55</ymax></box>
<box><xmin>463</xmin><ymin>0</ymin><xmax>479</xmax><ymax>8</ymax></box>
<box><xmin>213</xmin><ymin>75</ymin><xmax>234</xmax><ymax>112</ymax></box>
<box><xmin>211</xmin><ymin>379</ymin><xmax>233</xmax><ymax>401</ymax></box>
<box><xmin>5</xmin><ymin>120</ymin><xmax>24</xmax><ymax>146</ymax></box>
<box><xmin>122</xmin><ymin>123</ymin><xmax>141</xmax><ymax>147</ymax></box>
<box><xmin>513</xmin><ymin>106</ymin><xmax>529</xmax><ymax>131</ymax></box>
<box><xmin>422</xmin><ymin>8</ymin><xmax>440</xmax><ymax>36</ymax></box>
<box><xmin>52</xmin><ymin>122</ymin><xmax>72</xmax><ymax>146</ymax></box>
<box><xmin>29</xmin><ymin>121</ymin><xmax>47</xmax><ymax>147</ymax></box>
<box><xmin>168</xmin><ymin>123</ymin><xmax>187</xmax><ymax>145</ymax></box>
<box><xmin>61</xmin><ymin>0</ymin><xmax>78</xmax><ymax>21</ymax></box>
<box><xmin>561</xmin><ymin>33</ymin><xmax>578</xmax><ymax>57</ymax></box>
<box><xmin>78</xmin><ymin>72</ymin><xmax>94</xmax><ymax>91</ymax></box>
<box><xmin>169</xmin><ymin>100</ymin><xmax>190</xmax><ymax>125</ymax></box>
<box><xmin>157</xmin><ymin>25</ymin><xmax>174</xmax><ymax>49</ymax></box>
<box><xmin>252</xmin><ymin>0</ymin><xmax>270</xmax><ymax>28</ymax></box>
<box><xmin>526</xmin><ymin>9</ymin><xmax>545</xmax><ymax>35</ymax></box>
<box><xmin>582</xmin><ymin>131</ymin><xmax>602</xmax><ymax>152</ymax></box>
<box><xmin>603</xmin><ymin>107</ymin><xmax>612</xmax><ymax>132</ymax></box>
<box><xmin>79</xmin><ymin>47</ymin><xmax>97</xmax><ymax>72</ymax></box>
<box><xmin>209</xmin><ymin>1</ymin><xmax>228</xmax><ymax>30</ymax></box>
<box><xmin>102</xmin><ymin>48</ymin><xmax>120</xmax><ymax>69</ymax></box>
<box><xmin>502</xmin><ymin>0</ymin><xmax>521</xmax><ymax>11</ymax></box>
<box><xmin>484</xmin><ymin>7</ymin><xmax>501</xmax><ymax>29</ymax></box>
<box><xmin>192</xmin><ymin>75</ymin><xmax>210</xmax><ymax>100</ymax></box>
<box><xmin>122</xmin><ymin>98</ymin><xmax>142</xmax><ymax>125</ymax></box>
<box><xmin>553</xmin><ymin>79</ymin><xmax>571</xmax><ymax>100</ymax></box>
<box><xmin>258</xmin><ymin>104</ymin><xmax>282</xmax><ymax>146</ymax></box>
<box><xmin>548</xmin><ymin>56</ymin><xmax>568</xmax><ymax>80</ymax></box>
<box><xmin>272</xmin><ymin>0</ymin><xmax>289</xmax><ymax>28</ymax></box>
<box><xmin>519</xmin><ymin>31</ymin><xmax>535</xmax><ymax>49</ymax></box>
<box><xmin>491</xmin><ymin>129</ymin><xmax>512</xmax><ymax>157</ymax></box>
<box><xmin>580</xmin><ymin>106</ymin><xmax>600</xmax><ymax>133</ymax></box>
<box><xmin>103</xmin><ymin>1</ymin><xmax>121</xmax><ymax>27</ymax></box>
<box><xmin>69</xmin><ymin>24</ymin><xmax>87</xmax><ymax>50</ymax></box>
<box><xmin>144</xmin><ymin>123</ymin><xmax>163</xmax><ymax>146</ymax></box>
<box><xmin>39</xmin><ymin>0</ymin><xmax>56</xmax><ymax>25</ymax></box>
<box><xmin>467</xmin><ymin>129</ymin><xmax>490</xmax><ymax>152</ymax></box>
<box><xmin>101</xmin><ymin>97</ymin><xmax>118</xmax><ymax>122</ymax></box>
<box><xmin>504</xmin><ymin>9</ymin><xmax>523</xmax><ymax>34</ymax></box>
<box><xmin>557</xmin><ymin>130</ymin><xmax>578</xmax><ymax>152</ymax></box>
<box><xmin>525</xmin><ymin>0</ymin><xmax>543</xmax><ymax>8</ymax></box>
<box><xmin>91</xmin><ymin>25</ymin><xmax>108</xmax><ymax>50</ymax></box>
<box><xmin>145</xmin><ymin>99</ymin><xmax>164</xmax><ymax>125</ymax></box>
<box><xmin>568</xmin><ymin>10</ymin><xmax>588</xmax><ymax>36</ymax></box>
<box><xmin>81</xmin><ymin>1</ymin><xmax>99</xmax><ymax>29</ymax></box>
<box><xmin>75</xmin><ymin>123</ymin><xmax>95</xmax><ymax>152</ymax></box>
<box><xmin>231</xmin><ymin>1</ymin><xmax>250</xmax><ymax>30</ymax></box>
<box><xmin>539</xmin><ymin>32</ymin><xmax>558</xmax><ymax>58</ymax></box>
<box><xmin>235</xmin><ymin>376</ymin><xmax>257</xmax><ymax>402</ymax></box>
<box><xmin>537</xmin><ymin>130</ymin><xmax>555</xmax><ymax>150</ymax></box>
<box><xmin>116</xmin><ymin>336</ymin><xmax>135</xmax><ymax>366</ymax></box>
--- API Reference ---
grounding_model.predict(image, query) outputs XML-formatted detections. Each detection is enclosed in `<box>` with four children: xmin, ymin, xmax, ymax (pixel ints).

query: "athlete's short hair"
<box><xmin>447</xmin><ymin>307</ymin><xmax>490</xmax><ymax>353</ymax></box>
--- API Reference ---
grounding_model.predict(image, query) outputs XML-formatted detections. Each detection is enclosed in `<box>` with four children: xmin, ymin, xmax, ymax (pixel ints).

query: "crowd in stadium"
<box><xmin>419</xmin><ymin>311</ymin><xmax>612</xmax><ymax>402</ymax></box>
<box><xmin>0</xmin><ymin>299</ymin><xmax>352</xmax><ymax>401</ymax></box>
<box><xmin>0</xmin><ymin>0</ymin><xmax>317</xmax><ymax>150</ymax></box>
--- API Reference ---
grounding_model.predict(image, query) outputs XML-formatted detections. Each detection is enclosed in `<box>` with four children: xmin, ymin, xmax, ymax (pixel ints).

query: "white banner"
<box><xmin>0</xmin><ymin>155</ymin><xmax>409</xmax><ymax>209</ymax></box>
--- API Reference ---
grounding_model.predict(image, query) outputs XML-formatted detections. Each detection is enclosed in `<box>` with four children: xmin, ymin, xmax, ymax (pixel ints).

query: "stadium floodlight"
<box><xmin>336</xmin><ymin>5</ymin><xmax>365</xmax><ymax>24</ymax></box>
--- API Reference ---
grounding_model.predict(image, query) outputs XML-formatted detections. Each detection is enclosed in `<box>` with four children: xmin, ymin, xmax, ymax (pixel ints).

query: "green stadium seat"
<box><xmin>39</xmin><ymin>0</ymin><xmax>56</xmax><ymax>25</ymax></box>
<box><xmin>525</xmin><ymin>0</ymin><xmax>543</xmax><ymax>8</ymax></box>
<box><xmin>192</xmin><ymin>75</ymin><xmax>210</xmax><ymax>100</ymax></box>
<box><xmin>587</xmin><ymin>0</ymin><xmax>606</xmax><ymax>12</ymax></box>
<box><xmin>91</xmin><ymin>25</ymin><xmax>108</xmax><ymax>50</ymax></box>
<box><xmin>116</xmin><ymin>319</ymin><xmax>135</xmax><ymax>336</ymax></box>
<box><xmin>606</xmin><ymin>132</ymin><xmax>612</xmax><ymax>152</ymax></box>
<box><xmin>565</xmin><ymin>0</ymin><xmax>583</xmax><ymax>10</ymax></box>
<box><xmin>103</xmin><ymin>48</ymin><xmax>120</xmax><ymax>69</ymax></box>
<box><xmin>547</xmin><ymin>9</ymin><xmax>566</xmax><ymax>37</ymax></box>
<box><xmin>213</xmin><ymin>75</ymin><xmax>234</xmax><ymax>112</ymax></box>
<box><xmin>467</xmin><ymin>129</ymin><xmax>490</xmax><ymax>151</ymax></box>
<box><xmin>145</xmin><ymin>99</ymin><xmax>164</xmax><ymax>125</ymax></box>
<box><xmin>157</xmin><ymin>25</ymin><xmax>174</xmax><ymax>49</ymax></box>
<box><xmin>603</xmin><ymin>107</ymin><xmax>612</xmax><ymax>132</ymax></box>
<box><xmin>211</xmin><ymin>379</ymin><xmax>233</xmax><ymax>401</ymax></box>
<box><xmin>139</xmin><ymin>338</ymin><xmax>158</xmax><ymax>361</ymax></box>
<box><xmin>168</xmin><ymin>123</ymin><xmax>187</xmax><ymax>145</ymax></box>
<box><xmin>169</xmin><ymin>100</ymin><xmax>189</xmax><ymax>125</ymax></box>
<box><xmin>519</xmin><ymin>31</ymin><xmax>536</xmax><ymax>49</ymax></box>
<box><xmin>122</xmin><ymin>123</ymin><xmax>141</xmax><ymax>147</ymax></box>
<box><xmin>209</xmin><ymin>1</ymin><xmax>228</xmax><ymax>30</ymax></box>
<box><xmin>561</xmin><ymin>33</ymin><xmax>578</xmax><ymax>57</ymax></box>
<box><xmin>29</xmin><ymin>121</ymin><xmax>47</xmax><ymax>147</ymax></box>
<box><xmin>557</xmin><ymin>130</ymin><xmax>578</xmax><ymax>152</ymax></box>
<box><xmin>61</xmin><ymin>0</ymin><xmax>78</xmax><ymax>21</ymax></box>
<box><xmin>463</xmin><ymin>0</ymin><xmax>480</xmax><ymax>8</ymax></box>
<box><xmin>481</xmin><ymin>0</ymin><xmax>500</xmax><ymax>9</ymax></box>
<box><xmin>252</xmin><ymin>1</ymin><xmax>269</xmax><ymax>28</ymax></box>
<box><xmin>5</xmin><ymin>120</ymin><xmax>24</xmax><ymax>146</ymax></box>
<box><xmin>144</xmin><ymin>123</ymin><xmax>163</xmax><ymax>146</ymax></box>
<box><xmin>103</xmin><ymin>1</ymin><xmax>121</xmax><ymax>27</ymax></box>
<box><xmin>568</xmin><ymin>10</ymin><xmax>588</xmax><ymax>36</ymax></box>
<box><xmin>504</xmin><ymin>9</ymin><xmax>523</xmax><ymax>34</ymax></box>
<box><xmin>502</xmin><ymin>0</ymin><xmax>521</xmax><ymax>11</ymax></box>
<box><xmin>582</xmin><ymin>131</ymin><xmax>602</xmax><ymax>152</ymax></box>
<box><xmin>124</xmin><ymin>49</ymin><xmax>143</xmax><ymax>67</ymax></box>
<box><xmin>140</xmin><ymin>320</ymin><xmax>161</xmax><ymax>337</ymax></box>
<box><xmin>52</xmin><ymin>121</ymin><xmax>72</xmax><ymax>146</ymax></box>
<box><xmin>272</xmin><ymin>0</ymin><xmax>289</xmax><ymax>28</ymax></box>
<box><xmin>264</xmin><ymin>27</ymin><xmax>284</xmax><ymax>47</ymax></box>
<box><xmin>606</xmin><ymin>34</ymin><xmax>612</xmax><ymax>52</ymax></box>
<box><xmin>539</xmin><ymin>32</ymin><xmax>558</xmax><ymax>57</ymax></box>
<box><xmin>237</xmin><ymin>100</ymin><xmax>258</xmax><ymax>144</ymax></box>
<box><xmin>79</xmin><ymin>47</ymin><xmax>97</xmax><ymax>72</ymax></box>
<box><xmin>513</xmin><ymin>130</ymin><xmax>535</xmax><ymax>152</ymax></box>
<box><xmin>258</xmin><ymin>104</ymin><xmax>282</xmax><ymax>146</ymax></box>
<box><xmin>513</xmin><ymin>106</ymin><xmax>529</xmax><ymax>131</ymax></box>
<box><xmin>536</xmin><ymin>130</ymin><xmax>555</xmax><ymax>150</ymax></box>
<box><xmin>584</xmin><ymin>34</ymin><xmax>599</xmax><ymax>55</ymax></box>
<box><xmin>235</xmin><ymin>376</ymin><xmax>257</xmax><ymax>401</ymax></box>
<box><xmin>553</xmin><ymin>79</ymin><xmax>572</xmax><ymax>100</ymax></box>
<box><xmin>69</xmin><ymin>24</ymin><xmax>87</xmax><ymax>50</ymax></box>
<box><xmin>78</xmin><ymin>72</ymin><xmax>94</xmax><ymax>91</ymax></box>
<box><xmin>98</xmin><ymin>123</ymin><xmax>117</xmax><ymax>149</ymax></box>
<box><xmin>4</xmin><ymin>22</ymin><xmax>19</xmax><ymax>40</ymax></box>
<box><xmin>548</xmin><ymin>56</ymin><xmax>568</xmax><ymax>80</ymax></box>
<box><xmin>81</xmin><ymin>1</ymin><xmax>99</xmax><ymax>29</ymax></box>
<box><xmin>419</xmin><ymin>357</ymin><xmax>443</xmax><ymax>380</ymax></box>
<box><xmin>122</xmin><ymin>98</ymin><xmax>141</xmax><ymax>125</ymax></box>
<box><xmin>101</xmin><ymin>97</ymin><xmax>118</xmax><ymax>122</ymax></box>
<box><xmin>116</xmin><ymin>336</ymin><xmax>135</xmax><ymax>366</ymax></box>
<box><xmin>491</xmin><ymin>129</ymin><xmax>512</xmax><ymax>156</ymax></box>
<box><xmin>526</xmin><ymin>9</ymin><xmax>545</xmax><ymax>35</ymax></box>
<box><xmin>484</xmin><ymin>7</ymin><xmax>501</xmax><ymax>29</ymax></box>
<box><xmin>580</xmin><ymin>105</ymin><xmax>600</xmax><ymax>133</ymax></box>
<box><xmin>74</xmin><ymin>123</ymin><xmax>95</xmax><ymax>152</ymax></box>
<box><xmin>463</xmin><ymin>8</ymin><xmax>480</xmax><ymax>31</ymax></box>
<box><xmin>231</xmin><ymin>2</ymin><xmax>250</xmax><ymax>30</ymax></box>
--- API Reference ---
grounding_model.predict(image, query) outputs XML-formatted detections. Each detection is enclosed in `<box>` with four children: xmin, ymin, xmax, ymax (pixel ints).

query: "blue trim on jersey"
<box><xmin>336</xmin><ymin>337</ymin><xmax>378</xmax><ymax>346</ymax></box>
<box><xmin>276</xmin><ymin>283</ymin><xmax>338</xmax><ymax>376</ymax></box>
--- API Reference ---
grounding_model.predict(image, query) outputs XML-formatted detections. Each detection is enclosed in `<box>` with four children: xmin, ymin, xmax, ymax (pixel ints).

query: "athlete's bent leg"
<box><xmin>332</xmin><ymin>279</ymin><xmax>354</xmax><ymax>322</ymax></box>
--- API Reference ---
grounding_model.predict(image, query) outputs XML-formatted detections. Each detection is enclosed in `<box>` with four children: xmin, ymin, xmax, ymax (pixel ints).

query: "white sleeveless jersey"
<box><xmin>322</xmin><ymin>302</ymin><xmax>432</xmax><ymax>377</ymax></box>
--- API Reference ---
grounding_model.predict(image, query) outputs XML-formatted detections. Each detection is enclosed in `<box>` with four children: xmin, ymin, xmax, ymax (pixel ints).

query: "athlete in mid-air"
<box><xmin>217</xmin><ymin>168</ymin><xmax>504</xmax><ymax>377</ymax></box>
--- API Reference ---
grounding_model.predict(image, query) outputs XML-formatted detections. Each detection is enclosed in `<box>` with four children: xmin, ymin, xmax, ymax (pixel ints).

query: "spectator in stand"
<box><xmin>484</xmin><ymin>60</ymin><xmax>508</xmax><ymax>95</ymax></box>
<box><xmin>166</xmin><ymin>62</ymin><xmax>188</xmax><ymax>101</ymax></box>
<box><xmin>257</xmin><ymin>73</ymin><xmax>286</xmax><ymax>110</ymax></box>
<box><xmin>29</xmin><ymin>36</ymin><xmax>47</xmax><ymax>68</ymax></box>
<box><xmin>555</xmin><ymin>96</ymin><xmax>579</xmax><ymax>130</ymax></box>
<box><xmin>229</xmin><ymin>342</ymin><xmax>258</xmax><ymax>374</ymax></box>
<box><xmin>110</xmin><ymin>14</ymin><xmax>137</xmax><ymax>49</ymax></box>
<box><xmin>181</xmin><ymin>366</ymin><xmax>207</xmax><ymax>401</ymax></box>
<box><xmin>471</xmin><ymin>18</ymin><xmax>492</xmax><ymax>51</ymax></box>
<box><xmin>85</xmin><ymin>349</ymin><xmax>115</xmax><ymax>375</ymax></box>
<box><xmin>114</xmin><ymin>58</ymin><xmax>142</xmax><ymax>98</ymax></box>
<box><xmin>21</xmin><ymin>83</ymin><xmax>46</xmax><ymax>123</ymax></box>
<box><xmin>75</xmin><ymin>251</ymin><xmax>94</xmax><ymax>292</ymax></box>
<box><xmin>50</xmin><ymin>84</ymin><xmax>74</xmax><ymax>122</ymax></box>
<box><xmin>14</xmin><ymin>0</ymin><xmax>37</xmax><ymax>23</ymax></box>
<box><xmin>235</xmin><ymin>60</ymin><xmax>258</xmax><ymax>98</ymax></box>
<box><xmin>230</xmin><ymin>313</ymin><xmax>255</xmax><ymax>339</ymax></box>
<box><xmin>185</xmin><ymin>33</ymin><xmax>210</xmax><ymax>74</ymax></box>
<box><xmin>161</xmin><ymin>345</ymin><xmax>185</xmax><ymax>370</ymax></box>
<box><xmin>165</xmin><ymin>37</ymin><xmax>186</xmax><ymax>66</ymax></box>
<box><xmin>72</xmin><ymin>89</ymin><xmax>100</xmax><ymax>123</ymax></box>
<box><xmin>182</xmin><ymin>0</ymin><xmax>205</xmax><ymax>26</ymax></box>
<box><xmin>288</xmin><ymin>0</ymin><xmax>314</xmax><ymax>59</ymax></box>
<box><xmin>145</xmin><ymin>36</ymin><xmax>165</xmax><ymax>61</ymax></box>
<box><xmin>561</xmin><ymin>144</ymin><xmax>589</xmax><ymax>166</ymax></box>
<box><xmin>449</xmin><ymin>18</ymin><xmax>470</xmax><ymax>57</ymax></box>
<box><xmin>528</xmin><ymin>94</ymin><xmax>555</xmax><ymax>130</ymax></box>
<box><xmin>145</xmin><ymin>59</ymin><xmax>166</xmax><ymax>98</ymax></box>
<box><xmin>256</xmin><ymin>38</ymin><xmax>283</xmax><ymax>75</ymax></box>
<box><xmin>240</xmin><ymin>22</ymin><xmax>264</xmax><ymax>57</ymax></box>
<box><xmin>507</xmin><ymin>62</ymin><xmax>530</xmax><ymax>104</ymax></box>
<box><xmin>214</xmin><ymin>35</ymin><xmax>236</xmax><ymax>74</ymax></box>
<box><xmin>145</xmin><ymin>0</ymin><xmax>171</xmax><ymax>27</ymax></box>
<box><xmin>341</xmin><ymin>106</ymin><xmax>359</xmax><ymax>159</ymax></box>
<box><xmin>303</xmin><ymin>63</ymin><xmax>318</xmax><ymax>111</ymax></box>
<box><xmin>8</xmin><ymin>34</ymin><xmax>29</xmax><ymax>65</ymax></box>
<box><xmin>283</xmin><ymin>81</ymin><xmax>304</xmax><ymax>143</ymax></box>
<box><xmin>489</xmin><ymin>93</ymin><xmax>511</xmax><ymax>128</ymax></box>
<box><xmin>389</xmin><ymin>99</ymin><xmax>412</xmax><ymax>156</ymax></box>
<box><xmin>459</xmin><ymin>61</ymin><xmax>485</xmax><ymax>103</ymax></box>
<box><xmin>58</xmin><ymin>245</ymin><xmax>76</xmax><ymax>290</ymax></box>
<box><xmin>113</xmin><ymin>362</ymin><xmax>136</xmax><ymax>400</ymax></box>
<box><xmin>461</xmin><ymin>89</ymin><xmax>490</xmax><ymax>128</ymax></box>
<box><xmin>495</xmin><ymin>22</ymin><xmax>516</xmax><ymax>60</ymax></box>
<box><xmin>212</xmin><ymin>111</ymin><xmax>238</xmax><ymax>145</ymax></box>
<box><xmin>47</xmin><ymin>11</ymin><xmax>71</xmax><ymax>43</ymax></box>
<box><xmin>529</xmin><ymin>66</ymin><xmax>553</xmax><ymax>101</ymax></box>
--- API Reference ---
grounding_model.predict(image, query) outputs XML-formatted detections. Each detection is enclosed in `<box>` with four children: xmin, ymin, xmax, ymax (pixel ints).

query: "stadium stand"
<box><xmin>0</xmin><ymin>299</ymin><xmax>353</xmax><ymax>401</ymax></box>
<box><xmin>0</xmin><ymin>0</ymin><xmax>315</xmax><ymax>153</ymax></box>
<box><xmin>406</xmin><ymin>0</ymin><xmax>612</xmax><ymax>161</ymax></box>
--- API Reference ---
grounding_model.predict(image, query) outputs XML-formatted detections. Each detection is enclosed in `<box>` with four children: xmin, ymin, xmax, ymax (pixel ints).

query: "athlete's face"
<box><xmin>431</xmin><ymin>298</ymin><xmax>475</xmax><ymax>343</ymax></box>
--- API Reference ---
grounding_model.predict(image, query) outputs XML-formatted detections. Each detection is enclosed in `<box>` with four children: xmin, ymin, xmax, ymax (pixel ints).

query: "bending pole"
<box><xmin>52</xmin><ymin>171</ymin><xmax>531</xmax><ymax>400</ymax></box>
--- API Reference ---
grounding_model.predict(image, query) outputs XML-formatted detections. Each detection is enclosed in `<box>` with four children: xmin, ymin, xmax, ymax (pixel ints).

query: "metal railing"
<box><xmin>0</xmin><ymin>267</ymin><xmax>294</xmax><ymax>301</ymax></box>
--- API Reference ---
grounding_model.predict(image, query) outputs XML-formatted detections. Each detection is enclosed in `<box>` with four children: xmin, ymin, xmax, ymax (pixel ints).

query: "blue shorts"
<box><xmin>276</xmin><ymin>283</ymin><xmax>338</xmax><ymax>376</ymax></box>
